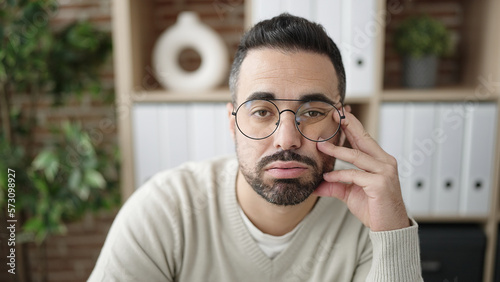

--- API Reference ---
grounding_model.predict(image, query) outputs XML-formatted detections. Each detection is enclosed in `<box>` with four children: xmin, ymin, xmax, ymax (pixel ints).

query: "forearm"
<box><xmin>366</xmin><ymin>218</ymin><xmax>423</xmax><ymax>282</ymax></box>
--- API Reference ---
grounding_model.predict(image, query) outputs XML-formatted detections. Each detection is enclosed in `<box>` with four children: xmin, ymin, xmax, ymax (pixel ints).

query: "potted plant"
<box><xmin>0</xmin><ymin>1</ymin><xmax>117</xmax><ymax>280</ymax></box>
<box><xmin>393</xmin><ymin>15</ymin><xmax>452</xmax><ymax>88</ymax></box>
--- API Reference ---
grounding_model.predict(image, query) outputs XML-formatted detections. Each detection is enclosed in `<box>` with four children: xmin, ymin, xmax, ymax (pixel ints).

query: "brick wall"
<box><xmin>27</xmin><ymin>211</ymin><xmax>117</xmax><ymax>282</ymax></box>
<box><xmin>1</xmin><ymin>0</ymin><xmax>244</xmax><ymax>281</ymax></box>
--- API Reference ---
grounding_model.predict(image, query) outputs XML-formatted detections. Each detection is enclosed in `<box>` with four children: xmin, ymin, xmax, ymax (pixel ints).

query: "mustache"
<box><xmin>257</xmin><ymin>150</ymin><xmax>318</xmax><ymax>171</ymax></box>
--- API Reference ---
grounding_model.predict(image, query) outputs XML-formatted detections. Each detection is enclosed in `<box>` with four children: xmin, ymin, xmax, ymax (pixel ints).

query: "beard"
<box><xmin>238</xmin><ymin>148</ymin><xmax>336</xmax><ymax>206</ymax></box>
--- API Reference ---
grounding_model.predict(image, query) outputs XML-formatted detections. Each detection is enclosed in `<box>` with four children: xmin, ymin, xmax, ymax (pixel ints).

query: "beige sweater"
<box><xmin>89</xmin><ymin>156</ymin><xmax>422</xmax><ymax>282</ymax></box>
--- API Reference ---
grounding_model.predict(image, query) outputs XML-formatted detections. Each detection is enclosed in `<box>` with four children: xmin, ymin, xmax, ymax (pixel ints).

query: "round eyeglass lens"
<box><xmin>234</xmin><ymin>99</ymin><xmax>342</xmax><ymax>141</ymax></box>
<box><xmin>296</xmin><ymin>101</ymin><xmax>341</xmax><ymax>141</ymax></box>
<box><xmin>234</xmin><ymin>100</ymin><xmax>280</xmax><ymax>140</ymax></box>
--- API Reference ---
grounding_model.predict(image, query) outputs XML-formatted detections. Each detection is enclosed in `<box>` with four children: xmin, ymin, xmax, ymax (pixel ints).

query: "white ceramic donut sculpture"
<box><xmin>152</xmin><ymin>12</ymin><xmax>229</xmax><ymax>93</ymax></box>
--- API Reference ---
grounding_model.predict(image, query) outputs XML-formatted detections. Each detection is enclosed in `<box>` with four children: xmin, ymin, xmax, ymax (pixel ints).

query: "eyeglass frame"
<box><xmin>231</xmin><ymin>98</ymin><xmax>346</xmax><ymax>142</ymax></box>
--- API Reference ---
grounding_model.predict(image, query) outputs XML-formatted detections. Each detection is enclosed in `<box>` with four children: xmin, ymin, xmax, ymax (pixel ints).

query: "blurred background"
<box><xmin>0</xmin><ymin>0</ymin><xmax>499</xmax><ymax>281</ymax></box>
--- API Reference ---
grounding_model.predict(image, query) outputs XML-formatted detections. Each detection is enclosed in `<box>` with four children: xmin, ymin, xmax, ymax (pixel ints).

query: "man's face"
<box><xmin>228</xmin><ymin>48</ymin><xmax>342</xmax><ymax>206</ymax></box>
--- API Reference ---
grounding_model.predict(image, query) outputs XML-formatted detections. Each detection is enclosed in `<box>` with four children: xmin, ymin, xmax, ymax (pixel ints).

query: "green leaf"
<box><xmin>32</xmin><ymin>150</ymin><xmax>59</xmax><ymax>182</ymax></box>
<box><xmin>83</xmin><ymin>169</ymin><xmax>105</xmax><ymax>189</ymax></box>
<box><xmin>44</xmin><ymin>158</ymin><xmax>59</xmax><ymax>182</ymax></box>
<box><xmin>23</xmin><ymin>217</ymin><xmax>44</xmax><ymax>233</ymax></box>
<box><xmin>68</xmin><ymin>169</ymin><xmax>82</xmax><ymax>190</ymax></box>
<box><xmin>77</xmin><ymin>184</ymin><xmax>91</xmax><ymax>200</ymax></box>
<box><xmin>31</xmin><ymin>173</ymin><xmax>49</xmax><ymax>194</ymax></box>
<box><xmin>32</xmin><ymin>150</ymin><xmax>56</xmax><ymax>170</ymax></box>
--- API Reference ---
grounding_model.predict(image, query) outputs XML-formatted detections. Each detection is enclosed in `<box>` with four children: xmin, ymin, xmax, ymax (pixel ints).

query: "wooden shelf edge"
<box><xmin>382</xmin><ymin>86</ymin><xmax>499</xmax><ymax>102</ymax></box>
<box><xmin>414</xmin><ymin>215</ymin><xmax>489</xmax><ymax>223</ymax></box>
<box><xmin>130</xmin><ymin>89</ymin><xmax>376</xmax><ymax>104</ymax></box>
<box><xmin>344</xmin><ymin>95</ymin><xmax>373</xmax><ymax>104</ymax></box>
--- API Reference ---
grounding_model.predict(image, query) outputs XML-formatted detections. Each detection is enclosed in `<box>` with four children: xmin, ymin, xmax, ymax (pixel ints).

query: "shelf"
<box><xmin>131</xmin><ymin>88</ymin><xmax>374</xmax><ymax>104</ymax></box>
<box><xmin>381</xmin><ymin>86</ymin><xmax>499</xmax><ymax>102</ymax></box>
<box><xmin>344</xmin><ymin>96</ymin><xmax>373</xmax><ymax>105</ymax></box>
<box><xmin>114</xmin><ymin>0</ymin><xmax>500</xmax><ymax>281</ymax></box>
<box><xmin>414</xmin><ymin>215</ymin><xmax>489</xmax><ymax>224</ymax></box>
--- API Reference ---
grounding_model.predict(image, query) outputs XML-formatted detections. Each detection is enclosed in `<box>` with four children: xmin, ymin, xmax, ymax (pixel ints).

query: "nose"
<box><xmin>273</xmin><ymin>110</ymin><xmax>302</xmax><ymax>150</ymax></box>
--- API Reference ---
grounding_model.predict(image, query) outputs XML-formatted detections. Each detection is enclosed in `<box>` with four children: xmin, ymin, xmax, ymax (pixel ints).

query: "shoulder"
<box><xmin>127</xmin><ymin>155</ymin><xmax>238</xmax><ymax>213</ymax></box>
<box><xmin>148</xmin><ymin>155</ymin><xmax>238</xmax><ymax>189</ymax></box>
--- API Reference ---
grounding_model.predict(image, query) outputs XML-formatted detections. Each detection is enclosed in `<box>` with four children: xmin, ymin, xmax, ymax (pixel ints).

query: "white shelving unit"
<box><xmin>112</xmin><ymin>1</ymin><xmax>500</xmax><ymax>280</ymax></box>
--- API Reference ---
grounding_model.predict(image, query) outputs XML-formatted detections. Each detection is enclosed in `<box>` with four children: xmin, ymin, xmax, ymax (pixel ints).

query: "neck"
<box><xmin>236</xmin><ymin>171</ymin><xmax>319</xmax><ymax>236</ymax></box>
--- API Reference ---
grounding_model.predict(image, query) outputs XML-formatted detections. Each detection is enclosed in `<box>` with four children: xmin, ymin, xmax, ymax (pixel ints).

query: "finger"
<box><xmin>314</xmin><ymin>180</ymin><xmax>367</xmax><ymax>205</ymax></box>
<box><xmin>317</xmin><ymin>141</ymin><xmax>386</xmax><ymax>174</ymax></box>
<box><xmin>344</xmin><ymin>105</ymin><xmax>352</xmax><ymax>113</ymax></box>
<box><xmin>313</xmin><ymin>181</ymin><xmax>348</xmax><ymax>199</ymax></box>
<box><xmin>323</xmin><ymin>169</ymin><xmax>380</xmax><ymax>193</ymax></box>
<box><xmin>337</xmin><ymin>111</ymin><xmax>389</xmax><ymax>161</ymax></box>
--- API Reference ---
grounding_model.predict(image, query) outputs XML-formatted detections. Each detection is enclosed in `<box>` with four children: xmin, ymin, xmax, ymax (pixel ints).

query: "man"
<box><xmin>89</xmin><ymin>14</ymin><xmax>422</xmax><ymax>281</ymax></box>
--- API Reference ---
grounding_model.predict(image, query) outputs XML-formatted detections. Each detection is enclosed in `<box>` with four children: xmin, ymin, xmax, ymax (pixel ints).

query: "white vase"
<box><xmin>152</xmin><ymin>12</ymin><xmax>229</xmax><ymax>93</ymax></box>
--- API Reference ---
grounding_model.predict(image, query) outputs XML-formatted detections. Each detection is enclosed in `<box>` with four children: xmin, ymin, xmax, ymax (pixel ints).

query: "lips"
<box><xmin>265</xmin><ymin>161</ymin><xmax>308</xmax><ymax>179</ymax></box>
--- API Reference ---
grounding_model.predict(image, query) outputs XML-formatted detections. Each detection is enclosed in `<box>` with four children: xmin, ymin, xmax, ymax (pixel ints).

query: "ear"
<box><xmin>226</xmin><ymin>102</ymin><xmax>236</xmax><ymax>140</ymax></box>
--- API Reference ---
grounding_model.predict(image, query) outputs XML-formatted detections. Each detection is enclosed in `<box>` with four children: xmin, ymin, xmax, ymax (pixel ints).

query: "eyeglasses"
<box><xmin>232</xmin><ymin>99</ymin><xmax>345</xmax><ymax>142</ymax></box>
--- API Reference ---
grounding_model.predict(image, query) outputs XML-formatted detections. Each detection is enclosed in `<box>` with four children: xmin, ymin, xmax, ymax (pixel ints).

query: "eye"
<box><xmin>300</xmin><ymin>109</ymin><xmax>327</xmax><ymax>119</ymax></box>
<box><xmin>251</xmin><ymin>108</ymin><xmax>273</xmax><ymax>118</ymax></box>
<box><xmin>303</xmin><ymin>110</ymin><xmax>325</xmax><ymax>118</ymax></box>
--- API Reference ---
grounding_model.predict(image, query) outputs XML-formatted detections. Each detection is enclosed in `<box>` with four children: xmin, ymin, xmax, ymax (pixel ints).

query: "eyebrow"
<box><xmin>298</xmin><ymin>93</ymin><xmax>335</xmax><ymax>104</ymax></box>
<box><xmin>245</xmin><ymin>91</ymin><xmax>336</xmax><ymax>105</ymax></box>
<box><xmin>246</xmin><ymin>91</ymin><xmax>275</xmax><ymax>101</ymax></box>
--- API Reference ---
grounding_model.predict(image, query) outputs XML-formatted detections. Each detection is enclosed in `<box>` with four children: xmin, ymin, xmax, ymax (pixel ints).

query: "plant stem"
<box><xmin>26</xmin><ymin>80</ymin><xmax>40</xmax><ymax>158</ymax></box>
<box><xmin>0</xmin><ymin>82</ymin><xmax>12</xmax><ymax>143</ymax></box>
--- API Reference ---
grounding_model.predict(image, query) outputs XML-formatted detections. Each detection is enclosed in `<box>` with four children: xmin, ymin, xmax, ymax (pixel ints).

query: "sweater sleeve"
<box><xmin>364</xmin><ymin>218</ymin><xmax>423</xmax><ymax>282</ymax></box>
<box><xmin>88</xmin><ymin>179</ymin><xmax>182</xmax><ymax>282</ymax></box>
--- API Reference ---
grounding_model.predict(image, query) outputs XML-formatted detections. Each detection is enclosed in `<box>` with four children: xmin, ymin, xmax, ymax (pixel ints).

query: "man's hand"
<box><xmin>314</xmin><ymin>109</ymin><xmax>410</xmax><ymax>232</ymax></box>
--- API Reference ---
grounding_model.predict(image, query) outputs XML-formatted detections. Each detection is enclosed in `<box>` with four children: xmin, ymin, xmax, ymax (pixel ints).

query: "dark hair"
<box><xmin>229</xmin><ymin>13</ymin><xmax>346</xmax><ymax>104</ymax></box>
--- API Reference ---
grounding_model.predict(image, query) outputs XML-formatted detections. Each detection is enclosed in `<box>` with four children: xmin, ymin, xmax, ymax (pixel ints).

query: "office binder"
<box><xmin>282</xmin><ymin>0</ymin><xmax>311</xmax><ymax>19</ymax></box>
<box><xmin>213</xmin><ymin>103</ymin><xmax>235</xmax><ymax>156</ymax></box>
<box><xmin>460</xmin><ymin>103</ymin><xmax>498</xmax><ymax>216</ymax></box>
<box><xmin>132</xmin><ymin>104</ymin><xmax>161</xmax><ymax>188</ymax></box>
<box><xmin>343</xmin><ymin>0</ymin><xmax>376</xmax><ymax>96</ymax></box>
<box><xmin>252</xmin><ymin>0</ymin><xmax>281</xmax><ymax>24</ymax></box>
<box><xmin>315</xmin><ymin>0</ymin><xmax>343</xmax><ymax>43</ymax></box>
<box><xmin>378</xmin><ymin>103</ymin><xmax>408</xmax><ymax>204</ymax></box>
<box><xmin>158</xmin><ymin>104</ymin><xmax>190</xmax><ymax>170</ymax></box>
<box><xmin>405</xmin><ymin>103</ymin><xmax>436</xmax><ymax>216</ymax></box>
<box><xmin>250</xmin><ymin>0</ymin><xmax>377</xmax><ymax>97</ymax></box>
<box><xmin>432</xmin><ymin>103</ymin><xmax>465</xmax><ymax>215</ymax></box>
<box><xmin>190</xmin><ymin>103</ymin><xmax>218</xmax><ymax>162</ymax></box>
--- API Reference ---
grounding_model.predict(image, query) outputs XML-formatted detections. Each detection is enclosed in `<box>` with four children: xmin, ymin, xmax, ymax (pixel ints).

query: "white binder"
<box><xmin>315</xmin><ymin>0</ymin><xmax>343</xmax><ymax>43</ymax></box>
<box><xmin>158</xmin><ymin>104</ymin><xmax>190</xmax><ymax>170</ymax></box>
<box><xmin>252</xmin><ymin>0</ymin><xmax>281</xmax><ymax>23</ymax></box>
<box><xmin>132</xmin><ymin>104</ymin><xmax>161</xmax><ymax>188</ymax></box>
<box><xmin>432</xmin><ymin>103</ymin><xmax>465</xmax><ymax>215</ymax></box>
<box><xmin>250</xmin><ymin>0</ymin><xmax>377</xmax><ymax>97</ymax></box>
<box><xmin>213</xmin><ymin>103</ymin><xmax>235</xmax><ymax>156</ymax></box>
<box><xmin>342</xmin><ymin>0</ymin><xmax>376</xmax><ymax>97</ymax></box>
<box><xmin>405</xmin><ymin>103</ymin><xmax>436</xmax><ymax>216</ymax></box>
<box><xmin>460</xmin><ymin>103</ymin><xmax>498</xmax><ymax>216</ymax></box>
<box><xmin>282</xmin><ymin>0</ymin><xmax>311</xmax><ymax>19</ymax></box>
<box><xmin>190</xmin><ymin>104</ymin><xmax>218</xmax><ymax>162</ymax></box>
<box><xmin>378</xmin><ymin>103</ymin><xmax>408</xmax><ymax>205</ymax></box>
